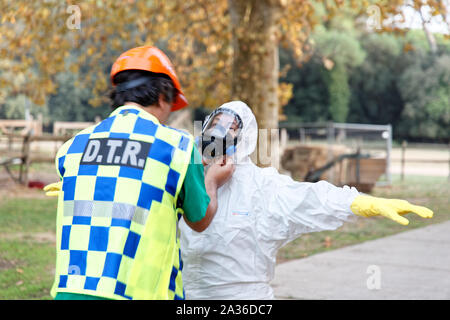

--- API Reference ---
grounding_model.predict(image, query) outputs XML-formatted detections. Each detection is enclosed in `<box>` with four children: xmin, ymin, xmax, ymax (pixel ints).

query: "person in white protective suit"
<box><xmin>179</xmin><ymin>101</ymin><xmax>434</xmax><ymax>300</ymax></box>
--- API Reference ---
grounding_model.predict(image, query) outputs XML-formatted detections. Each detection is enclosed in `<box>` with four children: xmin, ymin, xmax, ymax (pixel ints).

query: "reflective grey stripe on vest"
<box><xmin>64</xmin><ymin>200</ymin><xmax>150</xmax><ymax>225</ymax></box>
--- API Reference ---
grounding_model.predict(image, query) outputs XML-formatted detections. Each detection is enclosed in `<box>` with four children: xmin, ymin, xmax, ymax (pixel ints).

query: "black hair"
<box><xmin>110</xmin><ymin>70</ymin><xmax>175</xmax><ymax>110</ymax></box>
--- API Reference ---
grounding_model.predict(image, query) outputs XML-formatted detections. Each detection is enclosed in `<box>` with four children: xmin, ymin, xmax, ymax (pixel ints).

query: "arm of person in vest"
<box><xmin>181</xmin><ymin>150</ymin><xmax>234</xmax><ymax>233</ymax></box>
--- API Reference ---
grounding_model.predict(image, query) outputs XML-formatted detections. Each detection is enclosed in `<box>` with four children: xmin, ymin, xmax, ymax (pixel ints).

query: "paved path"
<box><xmin>271</xmin><ymin>220</ymin><xmax>450</xmax><ymax>300</ymax></box>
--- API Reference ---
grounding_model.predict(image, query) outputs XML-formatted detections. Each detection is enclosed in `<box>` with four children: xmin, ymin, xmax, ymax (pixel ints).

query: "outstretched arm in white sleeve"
<box><xmin>256</xmin><ymin>167</ymin><xmax>433</xmax><ymax>256</ymax></box>
<box><xmin>256</xmin><ymin>168</ymin><xmax>359</xmax><ymax>253</ymax></box>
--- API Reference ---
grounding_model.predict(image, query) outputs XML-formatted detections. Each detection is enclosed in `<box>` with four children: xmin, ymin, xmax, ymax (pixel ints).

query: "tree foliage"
<box><xmin>282</xmin><ymin>27</ymin><xmax>450</xmax><ymax>142</ymax></box>
<box><xmin>348</xmin><ymin>33</ymin><xmax>406</xmax><ymax>127</ymax></box>
<box><xmin>0</xmin><ymin>0</ymin><xmax>448</xmax><ymax>142</ymax></box>
<box><xmin>397</xmin><ymin>53</ymin><xmax>450</xmax><ymax>140</ymax></box>
<box><xmin>0</xmin><ymin>1</ymin><xmax>312</xmax><ymax>112</ymax></box>
<box><xmin>47</xmin><ymin>72</ymin><xmax>110</xmax><ymax>123</ymax></box>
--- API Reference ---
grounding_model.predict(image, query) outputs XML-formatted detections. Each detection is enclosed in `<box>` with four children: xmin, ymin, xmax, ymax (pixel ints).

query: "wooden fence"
<box><xmin>0</xmin><ymin>118</ymin><xmax>43</xmax><ymax>136</ymax></box>
<box><xmin>395</xmin><ymin>141</ymin><xmax>450</xmax><ymax>181</ymax></box>
<box><xmin>0</xmin><ymin>134</ymin><xmax>72</xmax><ymax>185</ymax></box>
<box><xmin>0</xmin><ymin>111</ymin><xmax>192</xmax><ymax>185</ymax></box>
<box><xmin>0</xmin><ymin>118</ymin><xmax>96</xmax><ymax>185</ymax></box>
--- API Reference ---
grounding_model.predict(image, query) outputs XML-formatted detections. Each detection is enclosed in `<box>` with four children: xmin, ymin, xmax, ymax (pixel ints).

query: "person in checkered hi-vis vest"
<box><xmin>44</xmin><ymin>46</ymin><xmax>234</xmax><ymax>300</ymax></box>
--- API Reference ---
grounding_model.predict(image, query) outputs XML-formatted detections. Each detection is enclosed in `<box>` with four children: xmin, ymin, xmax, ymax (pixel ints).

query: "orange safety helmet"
<box><xmin>110</xmin><ymin>46</ymin><xmax>188</xmax><ymax>111</ymax></box>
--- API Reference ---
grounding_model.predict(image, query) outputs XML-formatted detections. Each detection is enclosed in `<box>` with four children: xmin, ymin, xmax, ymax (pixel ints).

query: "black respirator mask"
<box><xmin>196</xmin><ymin>108</ymin><xmax>243</xmax><ymax>160</ymax></box>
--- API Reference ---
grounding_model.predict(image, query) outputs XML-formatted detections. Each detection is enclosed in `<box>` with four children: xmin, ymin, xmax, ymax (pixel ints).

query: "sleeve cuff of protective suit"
<box><xmin>343</xmin><ymin>185</ymin><xmax>363</xmax><ymax>215</ymax></box>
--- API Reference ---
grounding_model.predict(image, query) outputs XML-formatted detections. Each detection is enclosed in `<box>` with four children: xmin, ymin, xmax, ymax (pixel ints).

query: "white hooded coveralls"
<box><xmin>179</xmin><ymin>101</ymin><xmax>360</xmax><ymax>300</ymax></box>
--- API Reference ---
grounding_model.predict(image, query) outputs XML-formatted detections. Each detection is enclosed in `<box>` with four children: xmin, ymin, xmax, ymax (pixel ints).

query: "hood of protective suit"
<box><xmin>202</xmin><ymin>101</ymin><xmax>257</xmax><ymax>164</ymax></box>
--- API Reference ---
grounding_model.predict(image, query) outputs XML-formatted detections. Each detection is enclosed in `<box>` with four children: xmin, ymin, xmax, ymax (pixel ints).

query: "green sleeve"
<box><xmin>55</xmin><ymin>292</ymin><xmax>111</xmax><ymax>300</ymax></box>
<box><xmin>178</xmin><ymin>147</ymin><xmax>210</xmax><ymax>223</ymax></box>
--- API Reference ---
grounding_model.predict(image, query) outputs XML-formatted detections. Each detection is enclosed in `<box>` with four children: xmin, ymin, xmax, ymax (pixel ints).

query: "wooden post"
<box><xmin>327</xmin><ymin>122</ymin><xmax>335</xmax><ymax>184</ymax></box>
<box><xmin>356</xmin><ymin>146</ymin><xmax>361</xmax><ymax>184</ymax></box>
<box><xmin>386</xmin><ymin>125</ymin><xmax>392</xmax><ymax>186</ymax></box>
<box><xmin>448</xmin><ymin>143</ymin><xmax>450</xmax><ymax>182</ymax></box>
<box><xmin>299</xmin><ymin>128</ymin><xmax>305</xmax><ymax>143</ymax></box>
<box><xmin>19</xmin><ymin>136</ymin><xmax>25</xmax><ymax>184</ymax></box>
<box><xmin>36</xmin><ymin>114</ymin><xmax>43</xmax><ymax>136</ymax></box>
<box><xmin>8</xmin><ymin>134</ymin><xmax>12</xmax><ymax>151</ymax></box>
<box><xmin>401</xmin><ymin>140</ymin><xmax>407</xmax><ymax>181</ymax></box>
<box><xmin>21</xmin><ymin>134</ymin><xmax>31</xmax><ymax>186</ymax></box>
<box><xmin>280</xmin><ymin>128</ymin><xmax>287</xmax><ymax>155</ymax></box>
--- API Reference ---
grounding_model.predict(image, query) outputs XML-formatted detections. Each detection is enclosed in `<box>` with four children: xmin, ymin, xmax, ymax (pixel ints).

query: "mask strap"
<box><xmin>115</xmin><ymin>77</ymin><xmax>151</xmax><ymax>92</ymax></box>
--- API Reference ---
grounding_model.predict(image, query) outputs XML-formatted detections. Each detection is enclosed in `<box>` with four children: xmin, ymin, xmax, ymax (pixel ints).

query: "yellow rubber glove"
<box><xmin>43</xmin><ymin>182</ymin><xmax>62</xmax><ymax>197</ymax></box>
<box><xmin>350</xmin><ymin>195</ymin><xmax>433</xmax><ymax>226</ymax></box>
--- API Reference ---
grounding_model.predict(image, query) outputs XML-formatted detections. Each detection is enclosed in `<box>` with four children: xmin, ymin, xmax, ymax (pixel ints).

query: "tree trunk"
<box><xmin>228</xmin><ymin>0</ymin><xmax>282</xmax><ymax>167</ymax></box>
<box><xmin>418</xmin><ymin>7</ymin><xmax>438</xmax><ymax>53</ymax></box>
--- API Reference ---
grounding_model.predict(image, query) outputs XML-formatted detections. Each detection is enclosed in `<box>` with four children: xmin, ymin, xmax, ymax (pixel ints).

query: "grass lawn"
<box><xmin>0</xmin><ymin>174</ymin><xmax>448</xmax><ymax>299</ymax></box>
<box><xmin>0</xmin><ymin>196</ymin><xmax>57</xmax><ymax>300</ymax></box>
